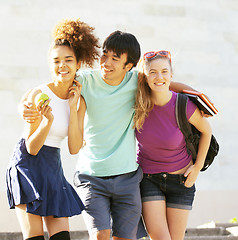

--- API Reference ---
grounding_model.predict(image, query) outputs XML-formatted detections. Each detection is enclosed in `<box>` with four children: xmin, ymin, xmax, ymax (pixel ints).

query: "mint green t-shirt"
<box><xmin>76</xmin><ymin>69</ymin><xmax>139</xmax><ymax>176</ymax></box>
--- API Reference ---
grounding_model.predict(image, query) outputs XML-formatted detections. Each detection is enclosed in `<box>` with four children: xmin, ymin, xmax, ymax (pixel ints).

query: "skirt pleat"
<box><xmin>6</xmin><ymin>138</ymin><xmax>84</xmax><ymax>217</ymax></box>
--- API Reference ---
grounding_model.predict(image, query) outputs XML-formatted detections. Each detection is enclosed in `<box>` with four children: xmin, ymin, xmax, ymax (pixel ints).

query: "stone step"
<box><xmin>184</xmin><ymin>237</ymin><xmax>238</xmax><ymax>240</ymax></box>
<box><xmin>1</xmin><ymin>228</ymin><xmax>238</xmax><ymax>240</ymax></box>
<box><xmin>185</xmin><ymin>227</ymin><xmax>230</xmax><ymax>236</ymax></box>
<box><xmin>0</xmin><ymin>231</ymin><xmax>89</xmax><ymax>240</ymax></box>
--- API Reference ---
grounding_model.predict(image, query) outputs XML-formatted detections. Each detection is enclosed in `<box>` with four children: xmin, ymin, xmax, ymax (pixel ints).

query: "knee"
<box><xmin>49</xmin><ymin>231</ymin><xmax>70</xmax><ymax>240</ymax></box>
<box><xmin>91</xmin><ymin>229</ymin><xmax>111</xmax><ymax>240</ymax></box>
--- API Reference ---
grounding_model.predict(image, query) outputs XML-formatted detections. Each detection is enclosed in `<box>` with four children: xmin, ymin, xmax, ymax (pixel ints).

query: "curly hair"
<box><xmin>133</xmin><ymin>55</ymin><xmax>172</xmax><ymax>132</ymax></box>
<box><xmin>51</xmin><ymin>18</ymin><xmax>100</xmax><ymax>67</ymax></box>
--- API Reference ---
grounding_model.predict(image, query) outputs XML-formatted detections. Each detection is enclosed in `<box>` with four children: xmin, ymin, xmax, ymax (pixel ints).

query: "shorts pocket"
<box><xmin>73</xmin><ymin>171</ymin><xmax>91</xmax><ymax>189</ymax></box>
<box><xmin>179</xmin><ymin>175</ymin><xmax>194</xmax><ymax>189</ymax></box>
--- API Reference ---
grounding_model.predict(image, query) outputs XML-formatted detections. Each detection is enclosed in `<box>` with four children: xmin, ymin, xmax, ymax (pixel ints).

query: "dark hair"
<box><xmin>102</xmin><ymin>30</ymin><xmax>141</xmax><ymax>68</ymax></box>
<box><xmin>51</xmin><ymin>19</ymin><xmax>100</xmax><ymax>67</ymax></box>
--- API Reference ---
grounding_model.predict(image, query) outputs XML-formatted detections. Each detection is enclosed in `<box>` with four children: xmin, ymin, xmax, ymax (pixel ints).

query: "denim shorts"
<box><xmin>140</xmin><ymin>173</ymin><xmax>196</xmax><ymax>210</ymax></box>
<box><xmin>73</xmin><ymin>167</ymin><xmax>147</xmax><ymax>239</ymax></box>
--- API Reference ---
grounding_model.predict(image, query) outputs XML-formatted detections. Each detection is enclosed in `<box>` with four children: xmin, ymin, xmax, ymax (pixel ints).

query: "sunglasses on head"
<box><xmin>143</xmin><ymin>50</ymin><xmax>171</xmax><ymax>62</ymax></box>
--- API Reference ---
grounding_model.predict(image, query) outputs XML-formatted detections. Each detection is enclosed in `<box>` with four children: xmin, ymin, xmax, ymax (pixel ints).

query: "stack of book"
<box><xmin>182</xmin><ymin>90</ymin><xmax>218</xmax><ymax>116</ymax></box>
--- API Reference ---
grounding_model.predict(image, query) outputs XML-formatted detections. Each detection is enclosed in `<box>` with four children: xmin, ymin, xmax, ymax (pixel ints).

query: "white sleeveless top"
<box><xmin>38</xmin><ymin>85</ymin><xmax>70</xmax><ymax>148</ymax></box>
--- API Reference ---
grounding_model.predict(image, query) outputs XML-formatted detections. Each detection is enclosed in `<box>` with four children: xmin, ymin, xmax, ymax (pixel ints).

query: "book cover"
<box><xmin>182</xmin><ymin>90</ymin><xmax>218</xmax><ymax>116</ymax></box>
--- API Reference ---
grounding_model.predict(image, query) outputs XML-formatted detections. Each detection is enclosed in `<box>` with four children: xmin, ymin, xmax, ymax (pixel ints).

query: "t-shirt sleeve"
<box><xmin>75</xmin><ymin>71</ymin><xmax>85</xmax><ymax>84</ymax></box>
<box><xmin>186</xmin><ymin>98</ymin><xmax>197</xmax><ymax>120</ymax></box>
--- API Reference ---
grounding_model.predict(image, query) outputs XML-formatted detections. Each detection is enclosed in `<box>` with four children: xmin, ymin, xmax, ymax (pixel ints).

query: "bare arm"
<box><xmin>67</xmin><ymin>80</ymin><xmax>86</xmax><ymax>154</ymax></box>
<box><xmin>68</xmin><ymin>96</ymin><xmax>86</xmax><ymax>154</ymax></box>
<box><xmin>169</xmin><ymin>81</ymin><xmax>196</xmax><ymax>93</ymax></box>
<box><xmin>170</xmin><ymin>82</ymin><xmax>212</xmax><ymax>118</ymax></box>
<box><xmin>184</xmin><ymin>108</ymin><xmax>212</xmax><ymax>187</ymax></box>
<box><xmin>24</xmin><ymin>89</ymin><xmax>54</xmax><ymax>155</ymax></box>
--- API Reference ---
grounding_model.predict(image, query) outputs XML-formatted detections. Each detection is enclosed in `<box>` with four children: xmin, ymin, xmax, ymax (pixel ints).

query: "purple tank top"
<box><xmin>136</xmin><ymin>91</ymin><xmax>197</xmax><ymax>174</ymax></box>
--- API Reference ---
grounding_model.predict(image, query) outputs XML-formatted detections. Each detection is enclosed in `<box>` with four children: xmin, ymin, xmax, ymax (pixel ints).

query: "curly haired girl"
<box><xmin>6</xmin><ymin>19</ymin><xmax>99</xmax><ymax>240</ymax></box>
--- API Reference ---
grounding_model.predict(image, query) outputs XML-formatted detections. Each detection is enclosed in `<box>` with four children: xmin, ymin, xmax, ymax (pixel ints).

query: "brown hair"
<box><xmin>51</xmin><ymin>18</ymin><xmax>100</xmax><ymax>67</ymax></box>
<box><xmin>133</xmin><ymin>54</ymin><xmax>172</xmax><ymax>132</ymax></box>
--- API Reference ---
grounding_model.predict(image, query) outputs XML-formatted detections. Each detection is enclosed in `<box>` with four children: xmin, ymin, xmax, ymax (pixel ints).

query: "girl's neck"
<box><xmin>152</xmin><ymin>90</ymin><xmax>173</xmax><ymax>106</ymax></box>
<box><xmin>47</xmin><ymin>81</ymin><xmax>72</xmax><ymax>99</ymax></box>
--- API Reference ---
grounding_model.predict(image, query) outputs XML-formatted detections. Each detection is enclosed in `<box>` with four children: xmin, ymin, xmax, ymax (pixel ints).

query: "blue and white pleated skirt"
<box><xmin>6</xmin><ymin>138</ymin><xmax>85</xmax><ymax>217</ymax></box>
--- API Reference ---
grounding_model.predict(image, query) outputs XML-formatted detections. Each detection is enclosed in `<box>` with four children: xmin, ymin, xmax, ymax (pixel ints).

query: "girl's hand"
<box><xmin>37</xmin><ymin>100</ymin><xmax>54</xmax><ymax>122</ymax></box>
<box><xmin>68</xmin><ymin>80</ymin><xmax>82</xmax><ymax>109</ymax></box>
<box><xmin>183</xmin><ymin>165</ymin><xmax>200</xmax><ymax>188</ymax></box>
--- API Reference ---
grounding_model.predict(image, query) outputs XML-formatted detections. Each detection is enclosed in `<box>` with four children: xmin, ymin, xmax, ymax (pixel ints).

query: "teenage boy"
<box><xmin>20</xmin><ymin>31</ymin><xmax>194</xmax><ymax>240</ymax></box>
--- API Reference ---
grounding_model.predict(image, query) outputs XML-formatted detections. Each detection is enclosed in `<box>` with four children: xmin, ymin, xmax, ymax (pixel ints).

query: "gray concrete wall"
<box><xmin>1</xmin><ymin>0</ymin><xmax>237</xmax><ymax>232</ymax></box>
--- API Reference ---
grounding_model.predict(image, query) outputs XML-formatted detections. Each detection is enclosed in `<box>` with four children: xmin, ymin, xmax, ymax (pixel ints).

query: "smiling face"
<box><xmin>145</xmin><ymin>57</ymin><xmax>172</xmax><ymax>93</ymax></box>
<box><xmin>100</xmin><ymin>49</ymin><xmax>133</xmax><ymax>86</ymax></box>
<box><xmin>49</xmin><ymin>45</ymin><xmax>81</xmax><ymax>84</ymax></box>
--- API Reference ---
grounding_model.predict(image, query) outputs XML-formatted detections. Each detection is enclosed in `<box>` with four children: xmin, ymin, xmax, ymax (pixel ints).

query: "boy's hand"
<box><xmin>21</xmin><ymin>101</ymin><xmax>41</xmax><ymax>123</ymax></box>
<box><xmin>201</xmin><ymin>111</ymin><xmax>212</xmax><ymax>118</ymax></box>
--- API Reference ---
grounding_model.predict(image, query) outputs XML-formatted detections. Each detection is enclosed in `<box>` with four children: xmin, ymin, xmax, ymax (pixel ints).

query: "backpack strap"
<box><xmin>175</xmin><ymin>93</ymin><xmax>191</xmax><ymax>137</ymax></box>
<box><xmin>175</xmin><ymin>93</ymin><xmax>196</xmax><ymax>160</ymax></box>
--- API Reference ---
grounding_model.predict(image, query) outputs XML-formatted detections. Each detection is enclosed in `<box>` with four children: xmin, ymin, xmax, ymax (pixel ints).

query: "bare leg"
<box><xmin>142</xmin><ymin>201</ymin><xmax>171</xmax><ymax>240</ymax></box>
<box><xmin>43</xmin><ymin>216</ymin><xmax>69</xmax><ymax>238</ymax></box>
<box><xmin>90</xmin><ymin>229</ymin><xmax>111</xmax><ymax>240</ymax></box>
<box><xmin>167</xmin><ymin>207</ymin><xmax>190</xmax><ymax>240</ymax></box>
<box><xmin>15</xmin><ymin>204</ymin><xmax>44</xmax><ymax>239</ymax></box>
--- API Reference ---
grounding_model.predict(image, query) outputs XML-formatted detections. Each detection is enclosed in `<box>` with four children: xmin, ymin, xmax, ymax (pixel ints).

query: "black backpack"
<box><xmin>175</xmin><ymin>93</ymin><xmax>219</xmax><ymax>171</ymax></box>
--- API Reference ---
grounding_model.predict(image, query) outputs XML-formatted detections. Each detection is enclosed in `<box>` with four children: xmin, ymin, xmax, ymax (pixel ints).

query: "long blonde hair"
<box><xmin>133</xmin><ymin>70</ymin><xmax>154</xmax><ymax>132</ymax></box>
<box><xmin>133</xmin><ymin>54</ymin><xmax>172</xmax><ymax>132</ymax></box>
